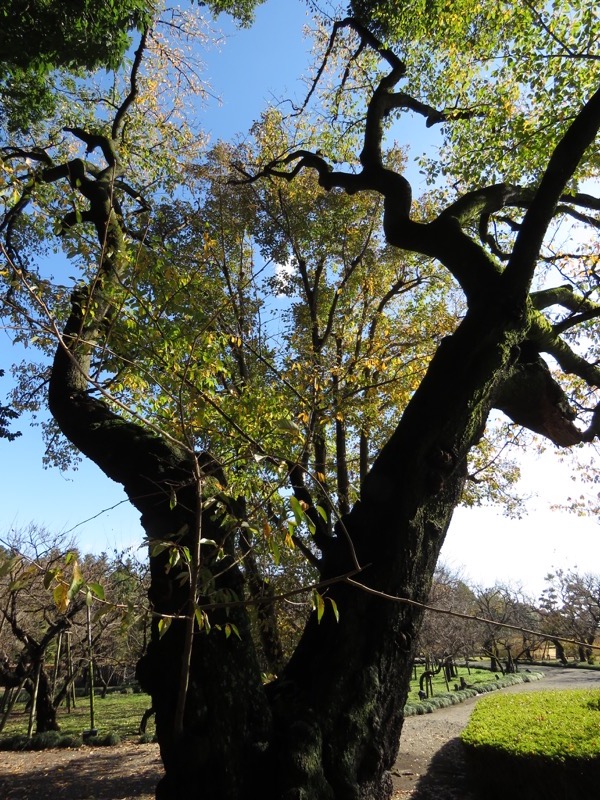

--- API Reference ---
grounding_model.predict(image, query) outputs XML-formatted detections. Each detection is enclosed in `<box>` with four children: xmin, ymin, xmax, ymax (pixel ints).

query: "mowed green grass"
<box><xmin>461</xmin><ymin>690</ymin><xmax>600</xmax><ymax>799</ymax></box>
<box><xmin>0</xmin><ymin>691</ymin><xmax>155</xmax><ymax>742</ymax></box>
<box><xmin>0</xmin><ymin>665</ymin><xmax>524</xmax><ymax>744</ymax></box>
<box><xmin>406</xmin><ymin>666</ymin><xmax>494</xmax><ymax>703</ymax></box>
<box><xmin>462</xmin><ymin>689</ymin><xmax>600</xmax><ymax>761</ymax></box>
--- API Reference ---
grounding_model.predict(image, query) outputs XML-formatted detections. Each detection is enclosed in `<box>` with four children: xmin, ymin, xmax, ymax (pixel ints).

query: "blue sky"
<box><xmin>0</xmin><ymin>0</ymin><xmax>312</xmax><ymax>556</ymax></box>
<box><xmin>1</xmin><ymin>0</ymin><xmax>599</xmax><ymax>595</ymax></box>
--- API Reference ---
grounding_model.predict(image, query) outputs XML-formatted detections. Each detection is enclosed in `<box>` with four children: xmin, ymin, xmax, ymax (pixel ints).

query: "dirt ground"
<box><xmin>0</xmin><ymin>668</ymin><xmax>598</xmax><ymax>800</ymax></box>
<box><xmin>0</xmin><ymin>741</ymin><xmax>161</xmax><ymax>800</ymax></box>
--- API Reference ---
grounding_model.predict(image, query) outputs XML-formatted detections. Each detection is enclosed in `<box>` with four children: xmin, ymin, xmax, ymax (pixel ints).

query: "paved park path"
<box><xmin>391</xmin><ymin>667</ymin><xmax>600</xmax><ymax>799</ymax></box>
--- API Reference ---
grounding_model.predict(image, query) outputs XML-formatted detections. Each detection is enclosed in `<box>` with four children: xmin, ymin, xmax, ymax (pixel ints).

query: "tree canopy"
<box><xmin>0</xmin><ymin>0</ymin><xmax>262</xmax><ymax>131</ymax></box>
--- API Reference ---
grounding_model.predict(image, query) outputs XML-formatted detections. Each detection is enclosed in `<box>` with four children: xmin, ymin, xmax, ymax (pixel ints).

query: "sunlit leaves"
<box><xmin>344</xmin><ymin>1</ymin><xmax>600</xmax><ymax>186</ymax></box>
<box><xmin>0</xmin><ymin>0</ymin><xmax>153</xmax><ymax>132</ymax></box>
<box><xmin>158</xmin><ymin>615</ymin><xmax>172</xmax><ymax>638</ymax></box>
<box><xmin>312</xmin><ymin>590</ymin><xmax>340</xmax><ymax>623</ymax></box>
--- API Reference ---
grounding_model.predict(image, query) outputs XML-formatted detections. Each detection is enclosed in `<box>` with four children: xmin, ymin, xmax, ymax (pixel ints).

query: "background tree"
<box><xmin>95</xmin><ymin>553</ymin><xmax>150</xmax><ymax>689</ymax></box>
<box><xmin>473</xmin><ymin>583</ymin><xmax>543</xmax><ymax>673</ymax></box>
<box><xmin>0</xmin><ymin>0</ymin><xmax>262</xmax><ymax>131</ymax></box>
<box><xmin>540</xmin><ymin>569</ymin><xmax>600</xmax><ymax>663</ymax></box>
<box><xmin>2</xmin><ymin>3</ymin><xmax>600</xmax><ymax>799</ymax></box>
<box><xmin>0</xmin><ymin>0</ymin><xmax>153</xmax><ymax>132</ymax></box>
<box><xmin>0</xmin><ymin>370</ymin><xmax>19</xmax><ymax>441</ymax></box>
<box><xmin>0</xmin><ymin>529</ymin><xmax>151</xmax><ymax>732</ymax></box>
<box><xmin>0</xmin><ymin>526</ymin><xmax>89</xmax><ymax>732</ymax></box>
<box><xmin>416</xmin><ymin>564</ymin><xmax>479</xmax><ymax>672</ymax></box>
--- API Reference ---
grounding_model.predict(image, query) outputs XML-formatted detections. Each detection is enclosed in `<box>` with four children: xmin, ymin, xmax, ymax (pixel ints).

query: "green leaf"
<box><xmin>226</xmin><ymin>622</ymin><xmax>241</xmax><ymax>639</ymax></box>
<box><xmin>181</xmin><ymin>546</ymin><xmax>192</xmax><ymax>563</ymax></box>
<box><xmin>275</xmin><ymin>418</ymin><xmax>301</xmax><ymax>436</ymax></box>
<box><xmin>68</xmin><ymin>559</ymin><xmax>85</xmax><ymax>599</ymax></box>
<box><xmin>87</xmin><ymin>581</ymin><xmax>105</xmax><ymax>600</ymax></box>
<box><xmin>92</xmin><ymin>604</ymin><xmax>112</xmax><ymax>623</ymax></box>
<box><xmin>315</xmin><ymin>505</ymin><xmax>328</xmax><ymax>522</ymax></box>
<box><xmin>195</xmin><ymin>607</ymin><xmax>211</xmax><ymax>633</ymax></box>
<box><xmin>43</xmin><ymin>568</ymin><xmax>59</xmax><ymax>589</ymax></box>
<box><xmin>328</xmin><ymin>596</ymin><xmax>340</xmax><ymax>623</ymax></box>
<box><xmin>271</xmin><ymin>536</ymin><xmax>281</xmax><ymax>567</ymax></box>
<box><xmin>0</xmin><ymin>556</ymin><xmax>19</xmax><ymax>578</ymax></box>
<box><xmin>157</xmin><ymin>616</ymin><xmax>172</xmax><ymax>638</ymax></box>
<box><xmin>289</xmin><ymin>495</ymin><xmax>304</xmax><ymax>525</ymax></box>
<box><xmin>314</xmin><ymin>590</ymin><xmax>325</xmax><ymax>623</ymax></box>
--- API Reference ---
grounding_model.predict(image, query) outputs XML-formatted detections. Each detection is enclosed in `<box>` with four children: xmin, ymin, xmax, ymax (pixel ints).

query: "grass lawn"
<box><xmin>461</xmin><ymin>689</ymin><xmax>600</xmax><ymax>800</ymax></box>
<box><xmin>0</xmin><ymin>690</ymin><xmax>155</xmax><ymax>743</ymax></box>
<box><xmin>0</xmin><ymin>663</ymin><xmax>506</xmax><ymax>745</ymax></box>
<box><xmin>406</xmin><ymin>665</ymin><xmax>495</xmax><ymax>703</ymax></box>
<box><xmin>462</xmin><ymin>689</ymin><xmax>600</xmax><ymax>761</ymax></box>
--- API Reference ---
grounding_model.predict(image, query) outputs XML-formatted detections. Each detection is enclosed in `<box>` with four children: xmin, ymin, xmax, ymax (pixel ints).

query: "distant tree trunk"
<box><xmin>505</xmin><ymin>650</ymin><xmax>516</xmax><ymax>674</ymax></box>
<box><xmin>552</xmin><ymin>638</ymin><xmax>568</xmax><ymax>665</ymax></box>
<box><xmin>578</xmin><ymin>640</ymin><xmax>594</xmax><ymax>663</ymax></box>
<box><xmin>32</xmin><ymin>662</ymin><xmax>59</xmax><ymax>733</ymax></box>
<box><xmin>586</xmin><ymin>637</ymin><xmax>596</xmax><ymax>664</ymax></box>
<box><xmin>484</xmin><ymin>641</ymin><xmax>502</xmax><ymax>673</ymax></box>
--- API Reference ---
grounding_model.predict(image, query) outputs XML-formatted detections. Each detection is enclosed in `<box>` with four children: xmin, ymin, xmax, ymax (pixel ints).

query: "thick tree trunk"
<box><xmin>170</xmin><ymin>304</ymin><xmax>520</xmax><ymax>798</ymax></box>
<box><xmin>34</xmin><ymin>666</ymin><xmax>60</xmax><ymax>733</ymax></box>
<box><xmin>48</xmin><ymin>266</ymin><xmax>525</xmax><ymax>797</ymax></box>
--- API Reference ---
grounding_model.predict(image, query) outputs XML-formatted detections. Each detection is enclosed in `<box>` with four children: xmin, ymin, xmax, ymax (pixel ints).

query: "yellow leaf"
<box><xmin>53</xmin><ymin>583</ymin><xmax>69</xmax><ymax>613</ymax></box>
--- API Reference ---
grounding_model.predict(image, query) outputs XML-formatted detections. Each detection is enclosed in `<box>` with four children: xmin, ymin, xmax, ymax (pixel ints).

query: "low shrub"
<box><xmin>57</xmin><ymin>734</ymin><xmax>82</xmax><ymax>748</ymax></box>
<box><xmin>462</xmin><ymin>689</ymin><xmax>600</xmax><ymax>800</ymax></box>
<box><xmin>30</xmin><ymin>731</ymin><xmax>63</xmax><ymax>750</ymax></box>
<box><xmin>0</xmin><ymin>734</ymin><xmax>30</xmax><ymax>751</ymax></box>
<box><xmin>84</xmin><ymin>731</ymin><xmax>122</xmax><ymax>747</ymax></box>
<box><xmin>0</xmin><ymin>728</ymin><xmax>122</xmax><ymax>751</ymax></box>
<box><xmin>0</xmin><ymin>731</ymin><xmax>83</xmax><ymax>751</ymax></box>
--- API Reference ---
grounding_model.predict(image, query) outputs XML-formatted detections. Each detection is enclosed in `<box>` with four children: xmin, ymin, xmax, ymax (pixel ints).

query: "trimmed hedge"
<box><xmin>461</xmin><ymin>689</ymin><xmax>600</xmax><ymax>800</ymax></box>
<box><xmin>403</xmin><ymin>670</ymin><xmax>544</xmax><ymax>717</ymax></box>
<box><xmin>0</xmin><ymin>730</ymin><xmax>122</xmax><ymax>751</ymax></box>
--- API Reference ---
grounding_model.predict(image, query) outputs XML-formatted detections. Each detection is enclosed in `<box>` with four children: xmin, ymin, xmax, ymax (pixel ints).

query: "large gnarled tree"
<box><xmin>2</xmin><ymin>4</ymin><xmax>600</xmax><ymax>799</ymax></box>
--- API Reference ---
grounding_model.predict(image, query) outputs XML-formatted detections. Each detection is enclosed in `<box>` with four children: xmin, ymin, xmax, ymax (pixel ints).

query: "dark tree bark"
<box><xmin>33</xmin><ymin>665</ymin><xmax>60</xmax><ymax>733</ymax></box>
<box><xmin>36</xmin><ymin>17</ymin><xmax>600</xmax><ymax>800</ymax></box>
<box><xmin>552</xmin><ymin>638</ymin><xmax>568</xmax><ymax>665</ymax></box>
